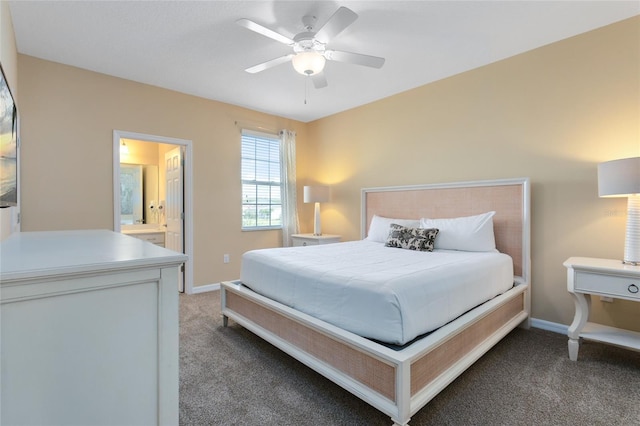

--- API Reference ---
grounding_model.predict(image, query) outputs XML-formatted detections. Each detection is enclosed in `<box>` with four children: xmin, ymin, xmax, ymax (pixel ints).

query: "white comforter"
<box><xmin>240</xmin><ymin>240</ymin><xmax>514</xmax><ymax>345</ymax></box>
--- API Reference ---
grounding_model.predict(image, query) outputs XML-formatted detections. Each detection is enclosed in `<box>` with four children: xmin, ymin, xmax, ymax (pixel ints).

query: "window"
<box><xmin>241</xmin><ymin>130</ymin><xmax>282</xmax><ymax>229</ymax></box>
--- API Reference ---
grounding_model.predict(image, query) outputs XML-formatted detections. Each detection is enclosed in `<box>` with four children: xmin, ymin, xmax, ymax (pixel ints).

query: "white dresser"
<box><xmin>0</xmin><ymin>230</ymin><xmax>187</xmax><ymax>425</ymax></box>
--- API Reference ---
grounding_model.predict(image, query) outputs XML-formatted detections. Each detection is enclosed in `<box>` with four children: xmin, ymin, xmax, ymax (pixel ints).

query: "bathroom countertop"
<box><xmin>121</xmin><ymin>228</ymin><xmax>166</xmax><ymax>235</ymax></box>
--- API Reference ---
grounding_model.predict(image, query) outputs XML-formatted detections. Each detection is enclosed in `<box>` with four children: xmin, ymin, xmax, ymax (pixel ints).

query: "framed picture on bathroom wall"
<box><xmin>0</xmin><ymin>62</ymin><xmax>18</xmax><ymax>208</ymax></box>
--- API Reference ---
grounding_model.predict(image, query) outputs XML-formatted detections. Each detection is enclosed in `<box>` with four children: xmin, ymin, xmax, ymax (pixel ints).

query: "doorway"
<box><xmin>113</xmin><ymin>130</ymin><xmax>194</xmax><ymax>294</ymax></box>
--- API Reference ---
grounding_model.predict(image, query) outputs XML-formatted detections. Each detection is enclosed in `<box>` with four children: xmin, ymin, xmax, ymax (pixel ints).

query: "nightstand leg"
<box><xmin>567</xmin><ymin>292</ymin><xmax>590</xmax><ymax>361</ymax></box>
<box><xmin>568</xmin><ymin>338</ymin><xmax>580</xmax><ymax>361</ymax></box>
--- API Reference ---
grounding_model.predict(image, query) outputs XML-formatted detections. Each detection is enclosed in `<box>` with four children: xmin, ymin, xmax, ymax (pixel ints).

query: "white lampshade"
<box><xmin>292</xmin><ymin>52</ymin><xmax>326</xmax><ymax>76</ymax></box>
<box><xmin>303</xmin><ymin>185</ymin><xmax>330</xmax><ymax>203</ymax></box>
<box><xmin>598</xmin><ymin>157</ymin><xmax>640</xmax><ymax>197</ymax></box>
<box><xmin>598</xmin><ymin>157</ymin><xmax>640</xmax><ymax>265</ymax></box>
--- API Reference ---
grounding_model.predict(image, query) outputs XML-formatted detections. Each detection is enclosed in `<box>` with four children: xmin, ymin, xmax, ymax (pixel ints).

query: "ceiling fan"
<box><xmin>237</xmin><ymin>6</ymin><xmax>385</xmax><ymax>89</ymax></box>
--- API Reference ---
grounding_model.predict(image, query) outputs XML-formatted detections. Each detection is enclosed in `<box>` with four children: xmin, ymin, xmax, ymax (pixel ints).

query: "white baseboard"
<box><xmin>530</xmin><ymin>318</ymin><xmax>568</xmax><ymax>335</ymax></box>
<box><xmin>191</xmin><ymin>283</ymin><xmax>220</xmax><ymax>294</ymax></box>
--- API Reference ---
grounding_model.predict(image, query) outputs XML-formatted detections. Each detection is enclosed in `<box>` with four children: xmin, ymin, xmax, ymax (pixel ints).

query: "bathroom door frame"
<box><xmin>113</xmin><ymin>129</ymin><xmax>194</xmax><ymax>294</ymax></box>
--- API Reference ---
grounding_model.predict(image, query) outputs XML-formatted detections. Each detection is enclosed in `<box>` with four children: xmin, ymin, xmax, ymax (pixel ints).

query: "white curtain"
<box><xmin>280</xmin><ymin>129</ymin><xmax>299</xmax><ymax>246</ymax></box>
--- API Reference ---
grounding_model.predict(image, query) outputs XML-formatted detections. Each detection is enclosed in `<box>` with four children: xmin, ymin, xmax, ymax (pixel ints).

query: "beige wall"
<box><xmin>121</xmin><ymin>138</ymin><xmax>161</xmax><ymax>167</ymax></box>
<box><xmin>0</xmin><ymin>1</ymin><xmax>19</xmax><ymax>239</ymax></box>
<box><xmin>17</xmin><ymin>55</ymin><xmax>311</xmax><ymax>287</ymax></box>
<box><xmin>308</xmin><ymin>16</ymin><xmax>640</xmax><ymax>330</ymax></box>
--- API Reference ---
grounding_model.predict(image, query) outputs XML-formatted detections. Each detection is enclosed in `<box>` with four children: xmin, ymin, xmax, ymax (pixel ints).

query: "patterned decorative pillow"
<box><xmin>385</xmin><ymin>224</ymin><xmax>439</xmax><ymax>252</ymax></box>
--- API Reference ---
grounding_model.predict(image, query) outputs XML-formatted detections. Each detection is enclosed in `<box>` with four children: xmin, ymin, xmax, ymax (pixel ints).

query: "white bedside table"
<box><xmin>564</xmin><ymin>257</ymin><xmax>640</xmax><ymax>361</ymax></box>
<box><xmin>291</xmin><ymin>234</ymin><xmax>341</xmax><ymax>247</ymax></box>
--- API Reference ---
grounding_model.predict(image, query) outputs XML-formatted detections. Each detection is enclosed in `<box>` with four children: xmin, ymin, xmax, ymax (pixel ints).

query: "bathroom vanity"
<box><xmin>122</xmin><ymin>226</ymin><xmax>166</xmax><ymax>247</ymax></box>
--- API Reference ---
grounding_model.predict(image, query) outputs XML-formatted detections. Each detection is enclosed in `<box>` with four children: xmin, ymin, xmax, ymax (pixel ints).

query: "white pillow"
<box><xmin>366</xmin><ymin>215</ymin><xmax>420</xmax><ymax>243</ymax></box>
<box><xmin>419</xmin><ymin>211</ymin><xmax>496</xmax><ymax>252</ymax></box>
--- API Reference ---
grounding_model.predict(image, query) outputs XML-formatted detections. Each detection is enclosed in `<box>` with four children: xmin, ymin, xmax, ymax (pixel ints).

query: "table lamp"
<box><xmin>303</xmin><ymin>185</ymin><xmax>330</xmax><ymax>236</ymax></box>
<box><xmin>598</xmin><ymin>157</ymin><xmax>640</xmax><ymax>265</ymax></box>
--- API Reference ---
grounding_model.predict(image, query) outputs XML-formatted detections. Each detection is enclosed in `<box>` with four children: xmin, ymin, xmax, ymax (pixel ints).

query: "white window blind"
<box><xmin>241</xmin><ymin>130</ymin><xmax>282</xmax><ymax>229</ymax></box>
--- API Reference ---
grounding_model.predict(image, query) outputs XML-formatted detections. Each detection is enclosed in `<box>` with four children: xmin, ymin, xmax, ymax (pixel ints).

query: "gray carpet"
<box><xmin>179</xmin><ymin>291</ymin><xmax>640</xmax><ymax>425</ymax></box>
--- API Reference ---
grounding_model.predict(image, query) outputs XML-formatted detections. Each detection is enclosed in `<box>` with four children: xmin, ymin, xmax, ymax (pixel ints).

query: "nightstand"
<box><xmin>291</xmin><ymin>234</ymin><xmax>341</xmax><ymax>247</ymax></box>
<box><xmin>564</xmin><ymin>257</ymin><xmax>640</xmax><ymax>361</ymax></box>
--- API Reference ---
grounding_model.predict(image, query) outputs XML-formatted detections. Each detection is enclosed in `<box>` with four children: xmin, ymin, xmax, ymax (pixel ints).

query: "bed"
<box><xmin>221</xmin><ymin>178</ymin><xmax>530</xmax><ymax>425</ymax></box>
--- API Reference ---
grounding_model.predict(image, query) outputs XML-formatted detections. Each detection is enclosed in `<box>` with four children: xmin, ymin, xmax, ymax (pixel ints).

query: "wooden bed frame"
<box><xmin>221</xmin><ymin>178</ymin><xmax>530</xmax><ymax>425</ymax></box>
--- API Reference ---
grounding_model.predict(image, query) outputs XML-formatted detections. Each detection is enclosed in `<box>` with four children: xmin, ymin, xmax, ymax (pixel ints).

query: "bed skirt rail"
<box><xmin>220</xmin><ymin>281</ymin><xmax>528</xmax><ymax>426</ymax></box>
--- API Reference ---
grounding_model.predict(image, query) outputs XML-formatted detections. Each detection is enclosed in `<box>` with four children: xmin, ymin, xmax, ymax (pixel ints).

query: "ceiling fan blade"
<box><xmin>245</xmin><ymin>54</ymin><xmax>294</xmax><ymax>74</ymax></box>
<box><xmin>311</xmin><ymin>73</ymin><xmax>328</xmax><ymax>89</ymax></box>
<box><xmin>236</xmin><ymin>18</ymin><xmax>294</xmax><ymax>45</ymax></box>
<box><xmin>314</xmin><ymin>7</ymin><xmax>358</xmax><ymax>43</ymax></box>
<box><xmin>325</xmin><ymin>50</ymin><xmax>385</xmax><ymax>69</ymax></box>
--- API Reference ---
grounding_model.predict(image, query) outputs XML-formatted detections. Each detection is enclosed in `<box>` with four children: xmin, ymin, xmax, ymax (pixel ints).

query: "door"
<box><xmin>165</xmin><ymin>147</ymin><xmax>184</xmax><ymax>292</ymax></box>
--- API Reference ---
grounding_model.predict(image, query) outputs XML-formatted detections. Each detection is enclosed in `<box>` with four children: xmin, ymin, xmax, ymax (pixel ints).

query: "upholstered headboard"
<box><xmin>361</xmin><ymin>178</ymin><xmax>530</xmax><ymax>284</ymax></box>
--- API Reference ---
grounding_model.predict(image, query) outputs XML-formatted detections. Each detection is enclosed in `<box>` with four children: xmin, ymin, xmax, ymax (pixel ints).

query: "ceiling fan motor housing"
<box><xmin>293</xmin><ymin>32</ymin><xmax>325</xmax><ymax>54</ymax></box>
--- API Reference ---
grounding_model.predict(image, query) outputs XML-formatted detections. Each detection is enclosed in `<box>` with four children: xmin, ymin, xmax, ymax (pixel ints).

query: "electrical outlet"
<box><xmin>600</xmin><ymin>296</ymin><xmax>613</xmax><ymax>303</ymax></box>
<box><xmin>223</xmin><ymin>254</ymin><xmax>230</xmax><ymax>264</ymax></box>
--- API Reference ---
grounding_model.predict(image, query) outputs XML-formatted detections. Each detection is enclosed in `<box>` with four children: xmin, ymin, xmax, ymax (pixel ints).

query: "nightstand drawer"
<box><xmin>292</xmin><ymin>238</ymin><xmax>319</xmax><ymax>247</ymax></box>
<box><xmin>575</xmin><ymin>271</ymin><xmax>640</xmax><ymax>300</ymax></box>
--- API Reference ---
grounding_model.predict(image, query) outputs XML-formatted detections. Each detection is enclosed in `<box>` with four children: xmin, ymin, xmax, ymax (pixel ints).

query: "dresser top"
<box><xmin>0</xmin><ymin>229</ymin><xmax>187</xmax><ymax>281</ymax></box>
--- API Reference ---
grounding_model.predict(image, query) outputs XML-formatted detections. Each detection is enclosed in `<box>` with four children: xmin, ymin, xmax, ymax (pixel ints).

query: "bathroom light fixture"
<box><xmin>120</xmin><ymin>141</ymin><xmax>129</xmax><ymax>155</ymax></box>
<box><xmin>303</xmin><ymin>185</ymin><xmax>330</xmax><ymax>236</ymax></box>
<box><xmin>292</xmin><ymin>51</ymin><xmax>326</xmax><ymax>76</ymax></box>
<box><xmin>598</xmin><ymin>156</ymin><xmax>640</xmax><ymax>265</ymax></box>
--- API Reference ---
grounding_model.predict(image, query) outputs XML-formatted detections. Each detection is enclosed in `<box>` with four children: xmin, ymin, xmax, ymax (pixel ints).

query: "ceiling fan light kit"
<box><xmin>292</xmin><ymin>51</ymin><xmax>326</xmax><ymax>76</ymax></box>
<box><xmin>237</xmin><ymin>6</ymin><xmax>385</xmax><ymax>88</ymax></box>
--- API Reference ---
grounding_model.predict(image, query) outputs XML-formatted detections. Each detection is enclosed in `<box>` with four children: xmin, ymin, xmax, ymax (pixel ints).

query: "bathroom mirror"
<box><xmin>120</xmin><ymin>163</ymin><xmax>159</xmax><ymax>225</ymax></box>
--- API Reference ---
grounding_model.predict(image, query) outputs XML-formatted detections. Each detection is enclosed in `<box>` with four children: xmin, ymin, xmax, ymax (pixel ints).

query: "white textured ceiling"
<box><xmin>8</xmin><ymin>1</ymin><xmax>640</xmax><ymax>123</ymax></box>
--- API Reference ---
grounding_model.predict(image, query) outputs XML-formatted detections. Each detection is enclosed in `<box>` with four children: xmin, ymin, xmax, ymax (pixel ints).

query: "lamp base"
<box><xmin>313</xmin><ymin>202</ymin><xmax>322</xmax><ymax>237</ymax></box>
<box><xmin>622</xmin><ymin>195</ymin><xmax>640</xmax><ymax>265</ymax></box>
